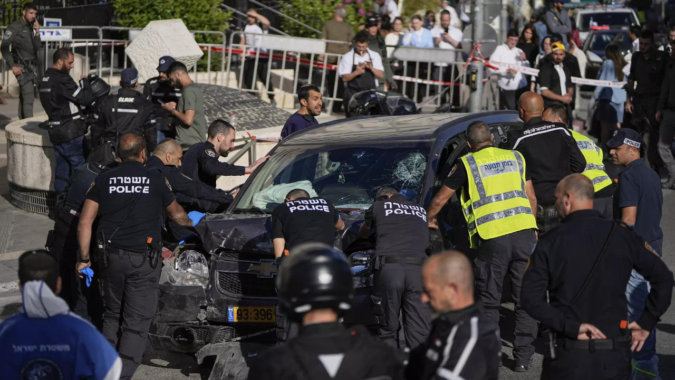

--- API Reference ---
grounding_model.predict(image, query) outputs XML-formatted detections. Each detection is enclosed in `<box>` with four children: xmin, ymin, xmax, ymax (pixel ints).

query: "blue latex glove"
<box><xmin>81</xmin><ymin>267</ymin><xmax>94</xmax><ymax>288</ymax></box>
<box><xmin>188</xmin><ymin>211</ymin><xmax>206</xmax><ymax>226</ymax></box>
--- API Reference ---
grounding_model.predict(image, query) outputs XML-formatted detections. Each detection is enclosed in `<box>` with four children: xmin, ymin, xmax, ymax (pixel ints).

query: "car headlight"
<box><xmin>348</xmin><ymin>250</ymin><xmax>375</xmax><ymax>289</ymax></box>
<box><xmin>168</xmin><ymin>249</ymin><xmax>209</xmax><ymax>289</ymax></box>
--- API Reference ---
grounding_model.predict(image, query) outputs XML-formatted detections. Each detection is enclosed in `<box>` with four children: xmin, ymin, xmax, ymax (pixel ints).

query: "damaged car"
<box><xmin>148</xmin><ymin>111</ymin><xmax>524</xmax><ymax>376</ymax></box>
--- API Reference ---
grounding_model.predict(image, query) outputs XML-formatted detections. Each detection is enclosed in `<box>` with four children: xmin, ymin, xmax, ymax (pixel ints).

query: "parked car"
<box><xmin>583</xmin><ymin>29</ymin><xmax>632</xmax><ymax>81</ymax></box>
<box><xmin>148</xmin><ymin>111</ymin><xmax>524</xmax><ymax>364</ymax></box>
<box><xmin>574</xmin><ymin>6</ymin><xmax>639</xmax><ymax>42</ymax></box>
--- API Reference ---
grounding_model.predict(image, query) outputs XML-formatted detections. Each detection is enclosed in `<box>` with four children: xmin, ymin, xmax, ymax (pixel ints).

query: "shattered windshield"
<box><xmin>234</xmin><ymin>144</ymin><xmax>432</xmax><ymax>213</ymax></box>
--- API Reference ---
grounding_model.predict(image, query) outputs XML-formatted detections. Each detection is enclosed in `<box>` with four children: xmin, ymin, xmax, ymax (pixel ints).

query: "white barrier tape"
<box><xmin>487</xmin><ymin>60</ymin><xmax>626</xmax><ymax>88</ymax></box>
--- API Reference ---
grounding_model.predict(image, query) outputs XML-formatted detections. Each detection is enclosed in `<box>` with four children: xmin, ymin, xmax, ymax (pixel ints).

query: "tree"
<box><xmin>279</xmin><ymin>0</ymin><xmax>373</xmax><ymax>38</ymax></box>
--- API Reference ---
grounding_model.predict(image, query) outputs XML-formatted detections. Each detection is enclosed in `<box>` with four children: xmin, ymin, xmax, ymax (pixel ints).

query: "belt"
<box><xmin>379</xmin><ymin>256</ymin><xmax>427</xmax><ymax>265</ymax></box>
<box><xmin>537</xmin><ymin>205</ymin><xmax>558</xmax><ymax>219</ymax></box>
<box><xmin>558</xmin><ymin>336</ymin><xmax>631</xmax><ymax>352</ymax></box>
<box><xmin>106</xmin><ymin>247</ymin><xmax>146</xmax><ymax>255</ymax></box>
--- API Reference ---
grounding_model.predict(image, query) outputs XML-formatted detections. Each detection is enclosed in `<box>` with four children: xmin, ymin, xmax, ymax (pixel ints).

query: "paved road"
<box><xmin>2</xmin><ymin>95</ymin><xmax>675</xmax><ymax>379</ymax></box>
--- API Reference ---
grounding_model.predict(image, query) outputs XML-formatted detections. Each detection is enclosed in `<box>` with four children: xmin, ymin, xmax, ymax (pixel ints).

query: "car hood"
<box><xmin>194</xmin><ymin>213</ymin><xmax>371</xmax><ymax>256</ymax></box>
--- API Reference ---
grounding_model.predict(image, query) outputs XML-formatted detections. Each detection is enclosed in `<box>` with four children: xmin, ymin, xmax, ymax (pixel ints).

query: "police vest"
<box><xmin>570</xmin><ymin>131</ymin><xmax>612</xmax><ymax>193</ymax></box>
<box><xmin>460</xmin><ymin>147</ymin><xmax>537</xmax><ymax>248</ymax></box>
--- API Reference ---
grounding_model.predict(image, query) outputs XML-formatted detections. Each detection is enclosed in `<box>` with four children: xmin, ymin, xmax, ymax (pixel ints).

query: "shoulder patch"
<box><xmin>86</xmin><ymin>181</ymin><xmax>95</xmax><ymax>195</ymax></box>
<box><xmin>205</xmin><ymin>149</ymin><xmax>217</xmax><ymax>158</ymax></box>
<box><xmin>447</xmin><ymin>164</ymin><xmax>458</xmax><ymax>178</ymax></box>
<box><xmin>165</xmin><ymin>178</ymin><xmax>172</xmax><ymax>191</ymax></box>
<box><xmin>3</xmin><ymin>31</ymin><xmax>11</xmax><ymax>40</ymax></box>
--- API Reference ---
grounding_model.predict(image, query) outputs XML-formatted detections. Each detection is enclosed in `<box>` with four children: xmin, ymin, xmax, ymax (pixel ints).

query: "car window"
<box><xmin>587</xmin><ymin>32</ymin><xmax>632</xmax><ymax>53</ymax></box>
<box><xmin>234</xmin><ymin>144</ymin><xmax>433</xmax><ymax>212</ymax></box>
<box><xmin>579</xmin><ymin>12</ymin><xmax>637</xmax><ymax>31</ymax></box>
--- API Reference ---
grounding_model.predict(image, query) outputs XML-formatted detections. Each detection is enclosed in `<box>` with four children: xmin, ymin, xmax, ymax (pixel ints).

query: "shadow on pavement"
<box><xmin>140</xmin><ymin>346</ymin><xmax>212</xmax><ymax>379</ymax></box>
<box><xmin>0</xmin><ymin>302</ymin><xmax>22</xmax><ymax>319</ymax></box>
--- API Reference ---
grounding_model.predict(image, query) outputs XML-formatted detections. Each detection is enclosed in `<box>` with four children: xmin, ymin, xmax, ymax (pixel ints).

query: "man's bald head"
<box><xmin>153</xmin><ymin>139</ymin><xmax>183</xmax><ymax>166</ymax></box>
<box><xmin>555</xmin><ymin>174</ymin><xmax>594</xmax><ymax>218</ymax></box>
<box><xmin>518</xmin><ymin>92</ymin><xmax>544</xmax><ymax>122</ymax></box>
<box><xmin>118</xmin><ymin>133</ymin><xmax>146</xmax><ymax>162</ymax></box>
<box><xmin>422</xmin><ymin>251</ymin><xmax>474</xmax><ymax>313</ymax></box>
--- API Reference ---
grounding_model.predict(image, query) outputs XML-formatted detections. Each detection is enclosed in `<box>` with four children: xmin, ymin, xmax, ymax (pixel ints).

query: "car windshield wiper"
<box><xmin>234</xmin><ymin>207</ymin><xmax>270</xmax><ymax>215</ymax></box>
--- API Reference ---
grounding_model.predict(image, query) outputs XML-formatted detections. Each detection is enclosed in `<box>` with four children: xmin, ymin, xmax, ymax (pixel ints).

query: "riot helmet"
<box><xmin>87</xmin><ymin>74</ymin><xmax>111</xmax><ymax>102</ymax></box>
<box><xmin>276</xmin><ymin>243</ymin><xmax>354</xmax><ymax>322</ymax></box>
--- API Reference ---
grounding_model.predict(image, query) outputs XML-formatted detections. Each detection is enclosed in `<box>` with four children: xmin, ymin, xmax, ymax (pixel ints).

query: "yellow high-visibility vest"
<box><xmin>460</xmin><ymin>147</ymin><xmax>537</xmax><ymax>248</ymax></box>
<box><xmin>570</xmin><ymin>130</ymin><xmax>612</xmax><ymax>193</ymax></box>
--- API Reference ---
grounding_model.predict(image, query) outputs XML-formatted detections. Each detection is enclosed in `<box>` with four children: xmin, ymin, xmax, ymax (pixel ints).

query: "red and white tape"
<box><xmin>487</xmin><ymin>60</ymin><xmax>626</xmax><ymax>89</ymax></box>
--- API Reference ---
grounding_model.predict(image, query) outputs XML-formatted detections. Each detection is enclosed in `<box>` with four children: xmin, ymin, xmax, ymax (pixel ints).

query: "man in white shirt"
<box><xmin>489</xmin><ymin>29</ymin><xmax>529</xmax><ymax>110</ymax></box>
<box><xmin>437</xmin><ymin>0</ymin><xmax>463</xmax><ymax>30</ymax></box>
<box><xmin>658</xmin><ymin>25</ymin><xmax>675</xmax><ymax>54</ymax></box>
<box><xmin>431</xmin><ymin>10</ymin><xmax>463</xmax><ymax>102</ymax></box>
<box><xmin>629</xmin><ymin>25</ymin><xmax>641</xmax><ymax>54</ymax></box>
<box><xmin>241</xmin><ymin>9</ymin><xmax>277</xmax><ymax>107</ymax></box>
<box><xmin>339</xmin><ymin>31</ymin><xmax>385</xmax><ymax>117</ymax></box>
<box><xmin>373</xmin><ymin>0</ymin><xmax>399</xmax><ymax>20</ymax></box>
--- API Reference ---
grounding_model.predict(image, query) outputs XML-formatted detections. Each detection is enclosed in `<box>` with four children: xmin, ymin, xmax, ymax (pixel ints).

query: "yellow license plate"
<box><xmin>227</xmin><ymin>306</ymin><xmax>275</xmax><ymax>323</ymax></box>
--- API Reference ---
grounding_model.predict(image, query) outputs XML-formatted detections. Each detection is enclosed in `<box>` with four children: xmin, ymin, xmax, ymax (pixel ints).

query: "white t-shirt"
<box><xmin>488</xmin><ymin>43</ymin><xmax>528</xmax><ymax>90</ymax></box>
<box><xmin>244</xmin><ymin>24</ymin><xmax>267</xmax><ymax>53</ymax></box>
<box><xmin>338</xmin><ymin>49</ymin><xmax>385</xmax><ymax>88</ymax></box>
<box><xmin>632</xmin><ymin>38</ymin><xmax>639</xmax><ymax>54</ymax></box>
<box><xmin>374</xmin><ymin>0</ymin><xmax>399</xmax><ymax>20</ymax></box>
<box><xmin>554</xmin><ymin>63</ymin><xmax>567</xmax><ymax>96</ymax></box>
<box><xmin>430</xmin><ymin>26</ymin><xmax>463</xmax><ymax>67</ymax></box>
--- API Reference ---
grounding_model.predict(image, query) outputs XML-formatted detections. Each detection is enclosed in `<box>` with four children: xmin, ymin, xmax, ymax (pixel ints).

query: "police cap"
<box><xmin>606</xmin><ymin>128</ymin><xmax>643</xmax><ymax>149</ymax></box>
<box><xmin>365</xmin><ymin>16</ymin><xmax>379</xmax><ymax>28</ymax></box>
<box><xmin>157</xmin><ymin>56</ymin><xmax>176</xmax><ymax>73</ymax></box>
<box><xmin>276</xmin><ymin>243</ymin><xmax>354</xmax><ymax>322</ymax></box>
<box><xmin>120</xmin><ymin>68</ymin><xmax>139</xmax><ymax>86</ymax></box>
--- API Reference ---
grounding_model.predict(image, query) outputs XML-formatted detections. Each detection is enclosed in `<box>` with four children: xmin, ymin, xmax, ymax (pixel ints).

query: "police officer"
<box><xmin>521</xmin><ymin>174</ymin><xmax>673</xmax><ymax>380</ymax></box>
<box><xmin>512</xmin><ymin>92</ymin><xmax>585</xmax><ymax>233</ymax></box>
<box><xmin>358</xmin><ymin>187</ymin><xmax>431</xmax><ymax>349</ymax></box>
<box><xmin>364</xmin><ymin>16</ymin><xmax>396</xmax><ymax>91</ymax></box>
<box><xmin>143</xmin><ymin>56</ymin><xmax>182</xmax><ymax>142</ymax></box>
<box><xmin>95</xmin><ymin>68</ymin><xmax>157</xmax><ymax>153</ymax></box>
<box><xmin>248</xmin><ymin>243</ymin><xmax>405</xmax><ymax>380</ymax></box>
<box><xmin>46</xmin><ymin>157</ymin><xmax>114</xmax><ymax>325</ymax></box>
<box><xmin>1</xmin><ymin>2</ymin><xmax>41</xmax><ymax>119</ymax></box>
<box><xmin>39</xmin><ymin>48</ymin><xmax>95</xmax><ymax>200</ymax></box>
<box><xmin>76</xmin><ymin>133</ymin><xmax>193</xmax><ymax>379</ymax></box>
<box><xmin>271</xmin><ymin>188</ymin><xmax>345</xmax><ymax>343</ymax></box>
<box><xmin>407</xmin><ymin>251</ymin><xmax>501</xmax><ymax>380</ymax></box>
<box><xmin>147</xmin><ymin>138</ymin><xmax>233</xmax><ymax>241</ymax></box>
<box><xmin>607</xmin><ymin>129</ymin><xmax>664</xmax><ymax>378</ymax></box>
<box><xmin>543</xmin><ymin>105</ymin><xmax>614</xmax><ymax>218</ymax></box>
<box><xmin>180</xmin><ymin>119</ymin><xmax>268</xmax><ymax>188</ymax></box>
<box><xmin>428</xmin><ymin>121</ymin><xmax>538</xmax><ymax>371</ymax></box>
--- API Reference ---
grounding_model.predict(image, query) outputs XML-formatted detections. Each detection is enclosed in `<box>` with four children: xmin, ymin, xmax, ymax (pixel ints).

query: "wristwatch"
<box><xmin>79</xmin><ymin>258</ymin><xmax>91</xmax><ymax>264</ymax></box>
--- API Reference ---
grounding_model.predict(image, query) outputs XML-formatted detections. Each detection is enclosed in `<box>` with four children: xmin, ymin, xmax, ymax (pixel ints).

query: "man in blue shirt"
<box><xmin>0</xmin><ymin>250</ymin><xmax>121</xmax><ymax>380</ymax></box>
<box><xmin>608</xmin><ymin>129</ymin><xmax>663</xmax><ymax>380</ymax></box>
<box><xmin>280</xmin><ymin>84</ymin><xmax>321</xmax><ymax>139</ymax></box>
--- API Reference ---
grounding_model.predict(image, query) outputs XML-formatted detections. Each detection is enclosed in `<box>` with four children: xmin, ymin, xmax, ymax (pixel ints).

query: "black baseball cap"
<box><xmin>606</xmin><ymin>129</ymin><xmax>643</xmax><ymax>149</ymax></box>
<box><xmin>120</xmin><ymin>68</ymin><xmax>139</xmax><ymax>86</ymax></box>
<box><xmin>157</xmin><ymin>56</ymin><xmax>176</xmax><ymax>73</ymax></box>
<box><xmin>365</xmin><ymin>17</ymin><xmax>379</xmax><ymax>28</ymax></box>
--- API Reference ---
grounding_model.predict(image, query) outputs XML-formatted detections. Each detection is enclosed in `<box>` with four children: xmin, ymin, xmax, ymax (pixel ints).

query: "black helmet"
<box><xmin>384</xmin><ymin>92</ymin><xmax>419</xmax><ymax>115</ymax></box>
<box><xmin>88</xmin><ymin>74</ymin><xmax>111</xmax><ymax>100</ymax></box>
<box><xmin>347</xmin><ymin>90</ymin><xmax>385</xmax><ymax>117</ymax></box>
<box><xmin>276</xmin><ymin>243</ymin><xmax>354</xmax><ymax>322</ymax></box>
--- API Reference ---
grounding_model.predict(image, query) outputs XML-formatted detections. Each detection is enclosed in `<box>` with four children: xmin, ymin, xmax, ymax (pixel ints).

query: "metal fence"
<box><xmin>1</xmin><ymin>25</ymin><xmax>483</xmax><ymax>111</ymax></box>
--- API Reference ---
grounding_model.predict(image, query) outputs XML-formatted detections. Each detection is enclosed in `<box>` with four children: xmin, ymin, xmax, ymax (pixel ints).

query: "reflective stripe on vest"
<box><xmin>571</xmin><ymin>131</ymin><xmax>612</xmax><ymax>193</ymax></box>
<box><xmin>460</xmin><ymin>147</ymin><xmax>537</xmax><ymax>248</ymax></box>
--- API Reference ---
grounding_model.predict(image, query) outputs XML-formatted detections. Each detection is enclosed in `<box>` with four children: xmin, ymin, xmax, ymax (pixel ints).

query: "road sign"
<box><xmin>40</xmin><ymin>29</ymin><xmax>72</xmax><ymax>41</ymax></box>
<box><xmin>461</xmin><ymin>23</ymin><xmax>500</xmax><ymax>57</ymax></box>
<box><xmin>43</xmin><ymin>18</ymin><xmax>62</xmax><ymax>27</ymax></box>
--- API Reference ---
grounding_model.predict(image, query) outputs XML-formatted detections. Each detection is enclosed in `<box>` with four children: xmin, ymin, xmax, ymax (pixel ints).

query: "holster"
<box><xmin>97</xmin><ymin>232</ymin><xmax>109</xmax><ymax>269</ymax></box>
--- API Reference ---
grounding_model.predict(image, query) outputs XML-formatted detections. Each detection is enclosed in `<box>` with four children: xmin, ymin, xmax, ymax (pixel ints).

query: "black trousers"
<box><xmin>500</xmin><ymin>87</ymin><xmax>528</xmax><ymax>110</ymax></box>
<box><xmin>99</xmin><ymin>248</ymin><xmax>162</xmax><ymax>380</ymax></box>
<box><xmin>244</xmin><ymin>57</ymin><xmax>275</xmax><ymax>100</ymax></box>
<box><xmin>542</xmin><ymin>347</ymin><xmax>631</xmax><ymax>380</ymax></box>
<box><xmin>537</xmin><ymin>205</ymin><xmax>561</xmax><ymax>235</ymax></box>
<box><xmin>475</xmin><ymin>230</ymin><xmax>538</xmax><ymax>365</ymax></box>
<box><xmin>632</xmin><ymin>96</ymin><xmax>661</xmax><ymax>168</ymax></box>
<box><xmin>372</xmin><ymin>262</ymin><xmax>432</xmax><ymax>349</ymax></box>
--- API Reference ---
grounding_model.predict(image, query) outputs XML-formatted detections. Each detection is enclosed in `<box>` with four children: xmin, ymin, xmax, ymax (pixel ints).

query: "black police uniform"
<box><xmin>271</xmin><ymin>196</ymin><xmax>341</xmax><ymax>344</ymax></box>
<box><xmin>628</xmin><ymin>49</ymin><xmax>669</xmax><ymax>167</ymax></box>
<box><xmin>248</xmin><ymin>322</ymin><xmax>405</xmax><ymax>380</ymax></box>
<box><xmin>521</xmin><ymin>210</ymin><xmax>674</xmax><ymax>380</ymax></box>
<box><xmin>86</xmin><ymin>160</ymin><xmax>176</xmax><ymax>379</ymax></box>
<box><xmin>1</xmin><ymin>17</ymin><xmax>41</xmax><ymax>119</ymax></box>
<box><xmin>364</xmin><ymin>193</ymin><xmax>432</xmax><ymax>348</ymax></box>
<box><xmin>146</xmin><ymin>155</ymin><xmax>232</xmax><ymax>241</ymax></box>
<box><xmin>46</xmin><ymin>162</ymin><xmax>110</xmax><ymax>326</ymax></box>
<box><xmin>143</xmin><ymin>76</ymin><xmax>181</xmax><ymax>140</ymax></box>
<box><xmin>406</xmin><ymin>303</ymin><xmax>501</xmax><ymax>380</ymax></box>
<box><xmin>180</xmin><ymin>141</ymin><xmax>245</xmax><ymax>188</ymax></box>
<box><xmin>512</xmin><ymin>117</ymin><xmax>586</xmax><ymax>232</ymax></box>
<box><xmin>95</xmin><ymin>88</ymin><xmax>158</xmax><ymax>153</ymax></box>
<box><xmin>39</xmin><ymin>68</ymin><xmax>94</xmax><ymax>195</ymax></box>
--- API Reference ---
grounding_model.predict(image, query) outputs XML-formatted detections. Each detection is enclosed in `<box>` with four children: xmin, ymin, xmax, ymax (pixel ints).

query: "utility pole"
<box><xmin>501</xmin><ymin>0</ymin><xmax>508</xmax><ymax>43</ymax></box>
<box><xmin>469</xmin><ymin>0</ymin><xmax>484</xmax><ymax>113</ymax></box>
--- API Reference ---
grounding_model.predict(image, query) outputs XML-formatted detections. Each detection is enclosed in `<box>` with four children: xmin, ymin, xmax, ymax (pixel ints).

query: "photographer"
<box><xmin>339</xmin><ymin>31</ymin><xmax>385</xmax><ymax>117</ymax></box>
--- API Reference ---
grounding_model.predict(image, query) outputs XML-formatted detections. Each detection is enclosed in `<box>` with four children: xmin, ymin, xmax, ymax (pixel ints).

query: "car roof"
<box><xmin>576</xmin><ymin>8</ymin><xmax>635</xmax><ymax>14</ymax></box>
<box><xmin>279</xmin><ymin>112</ymin><xmax>519</xmax><ymax>146</ymax></box>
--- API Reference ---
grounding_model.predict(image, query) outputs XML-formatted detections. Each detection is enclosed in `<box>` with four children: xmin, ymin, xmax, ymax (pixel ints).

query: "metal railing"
<box><xmin>227</xmin><ymin>136</ymin><xmax>257</xmax><ymax>166</ymax></box>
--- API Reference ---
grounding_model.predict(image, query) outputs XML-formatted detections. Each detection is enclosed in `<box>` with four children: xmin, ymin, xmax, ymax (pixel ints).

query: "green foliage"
<box><xmin>401</xmin><ymin>0</ymin><xmax>439</xmax><ymax>20</ymax></box>
<box><xmin>113</xmin><ymin>0</ymin><xmax>231</xmax><ymax>71</ymax></box>
<box><xmin>0</xmin><ymin>0</ymin><xmax>29</xmax><ymax>27</ymax></box>
<box><xmin>279</xmin><ymin>0</ymin><xmax>373</xmax><ymax>38</ymax></box>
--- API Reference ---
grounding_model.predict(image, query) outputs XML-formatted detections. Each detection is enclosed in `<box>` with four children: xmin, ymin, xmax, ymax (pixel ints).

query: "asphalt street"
<box><xmin>1</xmin><ymin>95</ymin><xmax>675</xmax><ymax>379</ymax></box>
